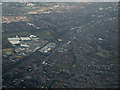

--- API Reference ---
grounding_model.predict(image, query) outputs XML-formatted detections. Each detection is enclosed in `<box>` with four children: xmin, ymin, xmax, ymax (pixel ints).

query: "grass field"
<box><xmin>3</xmin><ymin>32</ymin><xmax>30</xmax><ymax>38</ymax></box>
<box><xmin>2</xmin><ymin>48</ymin><xmax>14</xmax><ymax>56</ymax></box>
<box><xmin>2</xmin><ymin>32</ymin><xmax>30</xmax><ymax>49</ymax></box>
<box><xmin>2</xmin><ymin>48</ymin><xmax>23</xmax><ymax>58</ymax></box>
<box><xmin>35</xmin><ymin>30</ymin><xmax>54</xmax><ymax>40</ymax></box>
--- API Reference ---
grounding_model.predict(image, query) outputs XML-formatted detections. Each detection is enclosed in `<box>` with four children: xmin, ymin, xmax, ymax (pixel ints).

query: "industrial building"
<box><xmin>8</xmin><ymin>36</ymin><xmax>20</xmax><ymax>45</ymax></box>
<box><xmin>8</xmin><ymin>35</ymin><xmax>39</xmax><ymax>45</ymax></box>
<box><xmin>20</xmin><ymin>37</ymin><xmax>31</xmax><ymax>41</ymax></box>
<box><xmin>39</xmin><ymin>42</ymin><xmax>56</xmax><ymax>54</ymax></box>
<box><xmin>8</xmin><ymin>35</ymin><xmax>48</xmax><ymax>56</ymax></box>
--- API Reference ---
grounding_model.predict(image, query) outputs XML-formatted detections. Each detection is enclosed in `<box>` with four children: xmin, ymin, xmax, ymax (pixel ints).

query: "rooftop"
<box><xmin>39</xmin><ymin>42</ymin><xmax>56</xmax><ymax>53</ymax></box>
<box><xmin>20</xmin><ymin>37</ymin><xmax>31</xmax><ymax>41</ymax></box>
<box><xmin>9</xmin><ymin>40</ymin><xmax>20</xmax><ymax>45</ymax></box>
<box><xmin>8</xmin><ymin>36</ymin><xmax>20</xmax><ymax>41</ymax></box>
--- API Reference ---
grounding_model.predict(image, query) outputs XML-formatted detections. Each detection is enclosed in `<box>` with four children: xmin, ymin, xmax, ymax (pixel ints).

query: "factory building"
<box><xmin>8</xmin><ymin>41</ymin><xmax>20</xmax><ymax>45</ymax></box>
<box><xmin>8</xmin><ymin>35</ymin><xmax>39</xmax><ymax>45</ymax></box>
<box><xmin>8</xmin><ymin>36</ymin><xmax>20</xmax><ymax>45</ymax></box>
<box><xmin>20</xmin><ymin>44</ymin><xmax>29</xmax><ymax>47</ymax></box>
<box><xmin>20</xmin><ymin>37</ymin><xmax>31</xmax><ymax>41</ymax></box>
<box><xmin>39</xmin><ymin>42</ymin><xmax>56</xmax><ymax>54</ymax></box>
<box><xmin>8</xmin><ymin>36</ymin><xmax>20</xmax><ymax>41</ymax></box>
<box><xmin>30</xmin><ymin>35</ymin><xmax>37</xmax><ymax>38</ymax></box>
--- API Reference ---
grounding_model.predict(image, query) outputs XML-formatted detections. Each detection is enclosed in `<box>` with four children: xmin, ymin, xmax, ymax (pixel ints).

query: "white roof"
<box><xmin>9</xmin><ymin>41</ymin><xmax>20</xmax><ymax>45</ymax></box>
<box><xmin>58</xmin><ymin>39</ymin><xmax>62</xmax><ymax>41</ymax></box>
<box><xmin>99</xmin><ymin>8</ymin><xmax>104</xmax><ymax>10</ymax></box>
<box><xmin>98</xmin><ymin>38</ymin><xmax>103</xmax><ymax>41</ymax></box>
<box><xmin>30</xmin><ymin>35</ymin><xmax>37</xmax><ymax>38</ymax></box>
<box><xmin>20</xmin><ymin>37</ymin><xmax>31</xmax><ymax>41</ymax></box>
<box><xmin>8</xmin><ymin>37</ymin><xmax>20</xmax><ymax>41</ymax></box>
<box><xmin>21</xmin><ymin>44</ymin><xmax>29</xmax><ymax>47</ymax></box>
<box><xmin>32</xmin><ymin>38</ymin><xmax>39</xmax><ymax>40</ymax></box>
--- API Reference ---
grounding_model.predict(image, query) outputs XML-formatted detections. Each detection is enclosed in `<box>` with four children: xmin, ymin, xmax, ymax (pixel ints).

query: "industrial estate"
<box><xmin>8</xmin><ymin>35</ymin><xmax>56</xmax><ymax>56</ymax></box>
<box><xmin>2</xmin><ymin>2</ymin><xmax>119</xmax><ymax>88</ymax></box>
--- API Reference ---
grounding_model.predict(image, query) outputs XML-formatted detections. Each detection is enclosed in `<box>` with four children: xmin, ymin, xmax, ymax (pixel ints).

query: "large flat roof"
<box><xmin>20</xmin><ymin>37</ymin><xmax>31</xmax><ymax>41</ymax></box>
<box><xmin>8</xmin><ymin>37</ymin><xmax>20</xmax><ymax>41</ymax></box>
<box><xmin>9</xmin><ymin>41</ymin><xmax>20</xmax><ymax>45</ymax></box>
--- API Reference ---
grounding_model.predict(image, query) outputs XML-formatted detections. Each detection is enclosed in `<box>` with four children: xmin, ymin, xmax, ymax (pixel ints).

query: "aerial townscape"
<box><xmin>2</xmin><ymin>2</ymin><xmax>119</xmax><ymax>88</ymax></box>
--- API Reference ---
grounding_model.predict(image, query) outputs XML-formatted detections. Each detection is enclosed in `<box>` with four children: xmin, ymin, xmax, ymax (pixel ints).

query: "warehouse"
<box><xmin>39</xmin><ymin>42</ymin><xmax>56</xmax><ymax>53</ymax></box>
<box><xmin>20</xmin><ymin>37</ymin><xmax>31</xmax><ymax>41</ymax></box>
<box><xmin>8</xmin><ymin>36</ymin><xmax>20</xmax><ymax>45</ymax></box>
<box><xmin>8</xmin><ymin>35</ymin><xmax>49</xmax><ymax>56</ymax></box>
<box><xmin>9</xmin><ymin>41</ymin><xmax>20</xmax><ymax>45</ymax></box>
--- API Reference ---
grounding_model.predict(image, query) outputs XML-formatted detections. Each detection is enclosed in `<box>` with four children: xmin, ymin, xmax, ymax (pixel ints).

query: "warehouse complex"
<box><xmin>8</xmin><ymin>35</ymin><xmax>56</xmax><ymax>56</ymax></box>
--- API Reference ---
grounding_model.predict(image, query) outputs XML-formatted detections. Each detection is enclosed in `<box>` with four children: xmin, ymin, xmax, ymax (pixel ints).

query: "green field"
<box><xmin>2</xmin><ymin>32</ymin><xmax>30</xmax><ymax>49</ymax></box>
<box><xmin>2</xmin><ymin>48</ymin><xmax>14</xmax><ymax>55</ymax></box>
<box><xmin>35</xmin><ymin>30</ymin><xmax>54</xmax><ymax>40</ymax></box>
